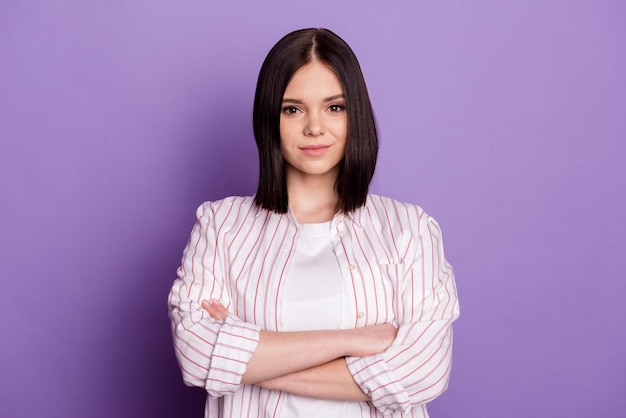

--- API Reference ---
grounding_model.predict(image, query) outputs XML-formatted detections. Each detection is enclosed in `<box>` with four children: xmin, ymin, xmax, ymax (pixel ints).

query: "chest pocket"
<box><xmin>341</xmin><ymin>225</ymin><xmax>412</xmax><ymax>328</ymax></box>
<box><xmin>346</xmin><ymin>259</ymin><xmax>405</xmax><ymax>328</ymax></box>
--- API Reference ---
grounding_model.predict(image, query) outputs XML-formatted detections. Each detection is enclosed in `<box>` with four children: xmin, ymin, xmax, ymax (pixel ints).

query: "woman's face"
<box><xmin>279</xmin><ymin>61</ymin><xmax>347</xmax><ymax>183</ymax></box>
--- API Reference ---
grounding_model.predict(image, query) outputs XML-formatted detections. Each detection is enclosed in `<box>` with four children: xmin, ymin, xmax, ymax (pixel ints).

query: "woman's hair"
<box><xmin>253</xmin><ymin>28</ymin><xmax>378</xmax><ymax>213</ymax></box>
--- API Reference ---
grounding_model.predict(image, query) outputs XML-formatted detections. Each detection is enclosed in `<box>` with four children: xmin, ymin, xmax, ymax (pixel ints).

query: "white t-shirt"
<box><xmin>281</xmin><ymin>221</ymin><xmax>363</xmax><ymax>417</ymax></box>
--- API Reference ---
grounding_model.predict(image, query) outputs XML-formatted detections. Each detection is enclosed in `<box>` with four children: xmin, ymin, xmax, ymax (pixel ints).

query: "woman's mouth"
<box><xmin>300</xmin><ymin>145</ymin><xmax>331</xmax><ymax>157</ymax></box>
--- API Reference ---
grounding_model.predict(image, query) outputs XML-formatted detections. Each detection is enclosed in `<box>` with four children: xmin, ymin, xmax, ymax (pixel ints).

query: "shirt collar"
<box><xmin>342</xmin><ymin>205</ymin><xmax>364</xmax><ymax>228</ymax></box>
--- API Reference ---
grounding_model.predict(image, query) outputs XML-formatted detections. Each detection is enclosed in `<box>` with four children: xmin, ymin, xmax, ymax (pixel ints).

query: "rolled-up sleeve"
<box><xmin>168</xmin><ymin>202</ymin><xmax>260</xmax><ymax>396</ymax></box>
<box><xmin>346</xmin><ymin>211</ymin><xmax>460</xmax><ymax>414</ymax></box>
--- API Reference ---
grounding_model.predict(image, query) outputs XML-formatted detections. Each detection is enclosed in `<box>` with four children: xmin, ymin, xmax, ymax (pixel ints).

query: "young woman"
<box><xmin>168</xmin><ymin>28</ymin><xmax>459</xmax><ymax>418</ymax></box>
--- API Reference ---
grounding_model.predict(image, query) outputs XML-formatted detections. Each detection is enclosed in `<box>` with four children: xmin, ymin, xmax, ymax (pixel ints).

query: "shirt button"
<box><xmin>348</xmin><ymin>264</ymin><xmax>355</xmax><ymax>270</ymax></box>
<box><xmin>338</xmin><ymin>231</ymin><xmax>344</xmax><ymax>237</ymax></box>
<box><xmin>358</xmin><ymin>312</ymin><xmax>364</xmax><ymax>319</ymax></box>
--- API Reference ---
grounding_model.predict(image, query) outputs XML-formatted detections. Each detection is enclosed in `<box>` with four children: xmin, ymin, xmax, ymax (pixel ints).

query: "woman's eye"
<box><xmin>328</xmin><ymin>104</ymin><xmax>345</xmax><ymax>113</ymax></box>
<box><xmin>282</xmin><ymin>106</ymin><xmax>300</xmax><ymax>114</ymax></box>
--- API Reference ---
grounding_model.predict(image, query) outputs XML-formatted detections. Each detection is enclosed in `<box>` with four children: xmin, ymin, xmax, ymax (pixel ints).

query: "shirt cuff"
<box><xmin>205</xmin><ymin>316</ymin><xmax>261</xmax><ymax>396</ymax></box>
<box><xmin>346</xmin><ymin>354</ymin><xmax>411</xmax><ymax>414</ymax></box>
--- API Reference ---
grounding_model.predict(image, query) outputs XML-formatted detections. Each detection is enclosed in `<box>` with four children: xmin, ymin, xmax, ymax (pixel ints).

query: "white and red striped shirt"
<box><xmin>168</xmin><ymin>194</ymin><xmax>460</xmax><ymax>417</ymax></box>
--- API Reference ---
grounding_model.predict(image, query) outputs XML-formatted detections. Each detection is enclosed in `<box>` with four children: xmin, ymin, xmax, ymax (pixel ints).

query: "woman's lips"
<box><xmin>300</xmin><ymin>145</ymin><xmax>330</xmax><ymax>157</ymax></box>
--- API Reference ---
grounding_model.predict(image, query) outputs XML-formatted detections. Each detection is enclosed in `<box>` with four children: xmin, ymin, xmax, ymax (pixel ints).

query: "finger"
<box><xmin>208</xmin><ymin>299</ymin><xmax>226</xmax><ymax>311</ymax></box>
<box><xmin>201</xmin><ymin>299</ymin><xmax>228</xmax><ymax>320</ymax></box>
<box><xmin>201</xmin><ymin>299</ymin><xmax>213</xmax><ymax>313</ymax></box>
<box><xmin>212</xmin><ymin>299</ymin><xmax>229</xmax><ymax>319</ymax></box>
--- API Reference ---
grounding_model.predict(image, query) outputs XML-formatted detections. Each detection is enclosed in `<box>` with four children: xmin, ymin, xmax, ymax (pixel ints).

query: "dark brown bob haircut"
<box><xmin>253</xmin><ymin>28</ymin><xmax>378</xmax><ymax>213</ymax></box>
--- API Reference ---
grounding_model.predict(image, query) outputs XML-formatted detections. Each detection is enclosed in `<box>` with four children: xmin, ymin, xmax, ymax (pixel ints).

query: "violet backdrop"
<box><xmin>1</xmin><ymin>1</ymin><xmax>625</xmax><ymax>417</ymax></box>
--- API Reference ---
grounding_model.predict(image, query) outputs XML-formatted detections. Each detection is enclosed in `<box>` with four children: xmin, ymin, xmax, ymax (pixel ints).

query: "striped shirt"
<box><xmin>168</xmin><ymin>194</ymin><xmax>460</xmax><ymax>418</ymax></box>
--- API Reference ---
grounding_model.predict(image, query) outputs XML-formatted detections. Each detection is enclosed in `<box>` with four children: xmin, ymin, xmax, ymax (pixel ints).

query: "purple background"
<box><xmin>1</xmin><ymin>1</ymin><xmax>625</xmax><ymax>417</ymax></box>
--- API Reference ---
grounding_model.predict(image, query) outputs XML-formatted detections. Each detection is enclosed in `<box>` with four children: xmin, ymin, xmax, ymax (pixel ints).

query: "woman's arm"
<box><xmin>344</xmin><ymin>209</ymin><xmax>460</xmax><ymax>415</ymax></box>
<box><xmin>168</xmin><ymin>203</ymin><xmax>261</xmax><ymax>396</ymax></box>
<box><xmin>203</xmin><ymin>300</ymin><xmax>396</xmax><ymax>385</ymax></box>
<box><xmin>259</xmin><ymin>358</ymin><xmax>370</xmax><ymax>401</ymax></box>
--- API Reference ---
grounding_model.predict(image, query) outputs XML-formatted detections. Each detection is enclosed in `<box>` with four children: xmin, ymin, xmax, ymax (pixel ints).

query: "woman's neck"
<box><xmin>287</xmin><ymin>172</ymin><xmax>340</xmax><ymax>224</ymax></box>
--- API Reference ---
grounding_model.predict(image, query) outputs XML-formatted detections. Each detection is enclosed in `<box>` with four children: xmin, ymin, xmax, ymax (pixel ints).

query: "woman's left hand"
<box><xmin>201</xmin><ymin>299</ymin><xmax>228</xmax><ymax>320</ymax></box>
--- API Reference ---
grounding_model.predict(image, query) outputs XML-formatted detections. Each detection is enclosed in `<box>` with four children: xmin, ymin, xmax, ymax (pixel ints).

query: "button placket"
<box><xmin>333</xmin><ymin>218</ymin><xmax>365</xmax><ymax>327</ymax></box>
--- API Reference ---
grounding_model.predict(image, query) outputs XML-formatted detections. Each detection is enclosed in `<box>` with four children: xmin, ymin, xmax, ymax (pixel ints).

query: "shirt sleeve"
<box><xmin>346</xmin><ymin>210</ymin><xmax>460</xmax><ymax>414</ymax></box>
<box><xmin>167</xmin><ymin>202</ymin><xmax>261</xmax><ymax>397</ymax></box>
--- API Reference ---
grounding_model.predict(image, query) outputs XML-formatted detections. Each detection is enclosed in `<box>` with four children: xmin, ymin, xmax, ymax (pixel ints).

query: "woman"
<box><xmin>168</xmin><ymin>28</ymin><xmax>459</xmax><ymax>418</ymax></box>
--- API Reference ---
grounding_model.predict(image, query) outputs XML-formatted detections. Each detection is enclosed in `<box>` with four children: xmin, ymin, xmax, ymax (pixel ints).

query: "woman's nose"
<box><xmin>304</xmin><ymin>112</ymin><xmax>324</xmax><ymax>137</ymax></box>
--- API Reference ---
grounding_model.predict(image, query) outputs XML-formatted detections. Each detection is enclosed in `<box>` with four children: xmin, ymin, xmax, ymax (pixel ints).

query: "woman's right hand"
<box><xmin>202</xmin><ymin>299</ymin><xmax>229</xmax><ymax>320</ymax></box>
<box><xmin>344</xmin><ymin>323</ymin><xmax>397</xmax><ymax>357</ymax></box>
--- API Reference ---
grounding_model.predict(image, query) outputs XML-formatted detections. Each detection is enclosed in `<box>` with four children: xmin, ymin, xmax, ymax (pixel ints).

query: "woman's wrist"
<box><xmin>341</xmin><ymin>324</ymin><xmax>397</xmax><ymax>357</ymax></box>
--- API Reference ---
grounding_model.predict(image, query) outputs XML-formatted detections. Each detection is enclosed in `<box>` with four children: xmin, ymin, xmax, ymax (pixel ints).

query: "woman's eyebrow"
<box><xmin>282</xmin><ymin>94</ymin><xmax>346</xmax><ymax>104</ymax></box>
<box><xmin>325</xmin><ymin>94</ymin><xmax>345</xmax><ymax>102</ymax></box>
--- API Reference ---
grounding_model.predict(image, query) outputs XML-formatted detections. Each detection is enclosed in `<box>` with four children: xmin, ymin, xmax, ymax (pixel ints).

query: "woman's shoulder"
<box><xmin>363</xmin><ymin>194</ymin><xmax>447</xmax><ymax>242</ymax></box>
<box><xmin>200</xmin><ymin>195</ymin><xmax>255</xmax><ymax>207</ymax></box>
<box><xmin>364</xmin><ymin>194</ymin><xmax>427</xmax><ymax>219</ymax></box>
<box><xmin>195</xmin><ymin>195</ymin><xmax>257</xmax><ymax>218</ymax></box>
